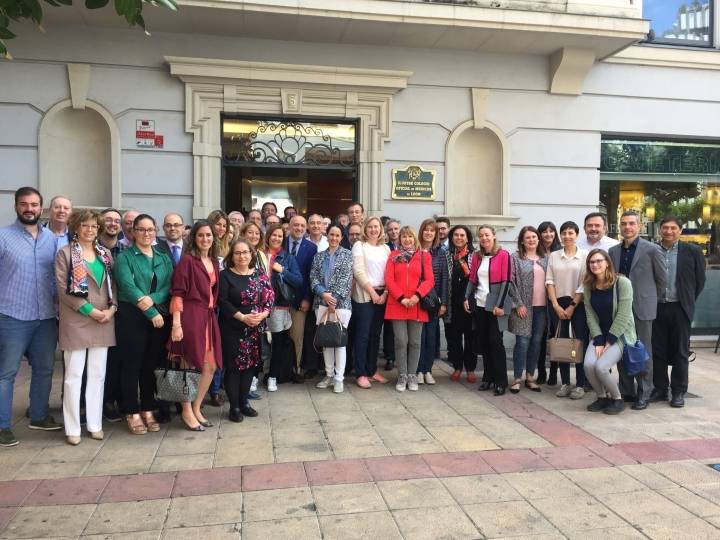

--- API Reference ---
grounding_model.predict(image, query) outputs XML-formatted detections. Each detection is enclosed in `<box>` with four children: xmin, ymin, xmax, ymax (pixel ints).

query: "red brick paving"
<box><xmin>0</xmin><ymin>480</ymin><xmax>40</xmax><ymax>507</ymax></box>
<box><xmin>585</xmin><ymin>444</ymin><xmax>638</xmax><ymax>466</ymax></box>
<box><xmin>0</xmin><ymin>508</ymin><xmax>17</xmax><ymax>531</ymax></box>
<box><xmin>481</xmin><ymin>449</ymin><xmax>553</xmax><ymax>473</ymax></box>
<box><xmin>305</xmin><ymin>458</ymin><xmax>372</xmax><ymax>486</ymax></box>
<box><xmin>365</xmin><ymin>454</ymin><xmax>434</xmax><ymax>481</ymax></box>
<box><xmin>533</xmin><ymin>445</ymin><xmax>610</xmax><ymax>470</ymax></box>
<box><xmin>100</xmin><ymin>472</ymin><xmax>176</xmax><ymax>503</ymax></box>
<box><xmin>613</xmin><ymin>441</ymin><xmax>691</xmax><ymax>463</ymax></box>
<box><xmin>422</xmin><ymin>451</ymin><xmax>493</xmax><ymax>477</ymax></box>
<box><xmin>664</xmin><ymin>438</ymin><xmax>720</xmax><ymax>460</ymax></box>
<box><xmin>241</xmin><ymin>462</ymin><xmax>307</xmax><ymax>491</ymax></box>
<box><xmin>172</xmin><ymin>466</ymin><xmax>243</xmax><ymax>498</ymax></box>
<box><xmin>24</xmin><ymin>476</ymin><xmax>110</xmax><ymax>506</ymax></box>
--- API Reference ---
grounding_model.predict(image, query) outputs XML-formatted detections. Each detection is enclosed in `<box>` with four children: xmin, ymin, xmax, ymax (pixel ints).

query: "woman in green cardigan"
<box><xmin>583</xmin><ymin>248</ymin><xmax>636</xmax><ymax>415</ymax></box>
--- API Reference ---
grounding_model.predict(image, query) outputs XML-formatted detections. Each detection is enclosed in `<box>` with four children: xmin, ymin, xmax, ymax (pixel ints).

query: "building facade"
<box><xmin>1</xmin><ymin>0</ymin><xmax>718</xmax><ymax>330</ymax></box>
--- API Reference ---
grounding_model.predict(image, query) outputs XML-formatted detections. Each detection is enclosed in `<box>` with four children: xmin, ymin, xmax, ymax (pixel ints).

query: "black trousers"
<box><xmin>474</xmin><ymin>309</ymin><xmax>508</xmax><ymax>388</ymax></box>
<box><xmin>224</xmin><ymin>362</ymin><xmax>254</xmax><ymax>410</ymax></box>
<box><xmin>447</xmin><ymin>307</ymin><xmax>477</xmax><ymax>372</ymax></box>
<box><xmin>301</xmin><ymin>309</ymin><xmax>322</xmax><ymax>371</ymax></box>
<box><xmin>269</xmin><ymin>330</ymin><xmax>295</xmax><ymax>382</ymax></box>
<box><xmin>382</xmin><ymin>320</ymin><xmax>395</xmax><ymax>361</ymax></box>
<box><xmin>104</xmin><ymin>346</ymin><xmax>121</xmax><ymax>406</ymax></box>
<box><xmin>652</xmin><ymin>302</ymin><xmax>690</xmax><ymax>395</ymax></box>
<box><xmin>116</xmin><ymin>302</ymin><xmax>169</xmax><ymax>414</ymax></box>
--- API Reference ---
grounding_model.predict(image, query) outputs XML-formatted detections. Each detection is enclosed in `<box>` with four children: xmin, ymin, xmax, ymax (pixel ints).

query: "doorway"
<box><xmin>221</xmin><ymin>116</ymin><xmax>358</xmax><ymax>218</ymax></box>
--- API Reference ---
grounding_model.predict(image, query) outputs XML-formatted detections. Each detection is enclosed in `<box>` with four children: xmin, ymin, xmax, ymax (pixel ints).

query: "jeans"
<box><xmin>352</xmin><ymin>300</ymin><xmax>385</xmax><ymax>377</ymax></box>
<box><xmin>584</xmin><ymin>343</ymin><xmax>622</xmax><ymax>400</ymax></box>
<box><xmin>512</xmin><ymin>307</ymin><xmax>546</xmax><ymax>380</ymax></box>
<box><xmin>210</xmin><ymin>368</ymin><xmax>223</xmax><ymax>396</ymax></box>
<box><xmin>392</xmin><ymin>320</ymin><xmax>423</xmax><ymax>376</ymax></box>
<box><xmin>0</xmin><ymin>315</ymin><xmax>58</xmax><ymax>428</ymax></box>
<box><xmin>418</xmin><ymin>318</ymin><xmax>440</xmax><ymax>374</ymax></box>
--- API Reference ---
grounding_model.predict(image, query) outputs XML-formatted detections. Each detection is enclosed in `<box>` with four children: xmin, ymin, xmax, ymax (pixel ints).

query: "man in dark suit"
<box><xmin>609</xmin><ymin>211</ymin><xmax>666</xmax><ymax>410</ymax></box>
<box><xmin>285</xmin><ymin>215</ymin><xmax>318</xmax><ymax>379</ymax></box>
<box><xmin>156</xmin><ymin>213</ymin><xmax>185</xmax><ymax>267</ymax></box>
<box><xmin>651</xmin><ymin>216</ymin><xmax>706</xmax><ymax>408</ymax></box>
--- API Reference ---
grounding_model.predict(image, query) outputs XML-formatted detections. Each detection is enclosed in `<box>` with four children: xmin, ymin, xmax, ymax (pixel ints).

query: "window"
<box><xmin>644</xmin><ymin>0</ymin><xmax>713</xmax><ymax>47</ymax></box>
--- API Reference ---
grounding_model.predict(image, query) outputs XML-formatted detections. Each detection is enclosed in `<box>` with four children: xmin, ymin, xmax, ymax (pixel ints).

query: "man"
<box><xmin>266</xmin><ymin>214</ymin><xmax>281</xmax><ymax>228</ymax></box>
<box><xmin>157</xmin><ymin>213</ymin><xmax>185</xmax><ymax>267</ymax></box>
<box><xmin>382</xmin><ymin>218</ymin><xmax>401</xmax><ymax>369</ymax></box>
<box><xmin>342</xmin><ymin>202</ymin><xmax>365</xmax><ymax>249</ymax></box>
<box><xmin>385</xmin><ymin>219</ymin><xmax>400</xmax><ymax>251</ymax></box>
<box><xmin>347</xmin><ymin>223</ymin><xmax>362</xmax><ymax>247</ymax></box>
<box><xmin>248</xmin><ymin>209</ymin><xmax>262</xmax><ymax>228</ymax></box>
<box><xmin>285</xmin><ymin>215</ymin><xmax>318</xmax><ymax>378</ymax></box>
<box><xmin>98</xmin><ymin>208</ymin><xmax>123</xmax><ymax>257</ymax></box>
<box><xmin>336</xmin><ymin>213</ymin><xmax>350</xmax><ymax>229</ymax></box>
<box><xmin>577</xmin><ymin>212</ymin><xmax>619</xmax><ymax>252</ymax></box>
<box><xmin>118</xmin><ymin>209</ymin><xmax>139</xmax><ymax>250</ymax></box>
<box><xmin>307</xmin><ymin>213</ymin><xmax>328</xmax><ymax>252</ymax></box>
<box><xmin>609</xmin><ymin>211</ymin><xmax>666</xmax><ymax>410</ymax></box>
<box><xmin>345</xmin><ymin>221</ymin><xmax>363</xmax><ymax>377</ymax></box>
<box><xmin>284</xmin><ymin>206</ymin><xmax>297</xmax><ymax>220</ymax></box>
<box><xmin>651</xmin><ymin>216</ymin><xmax>706</xmax><ymax>408</ymax></box>
<box><xmin>321</xmin><ymin>216</ymin><xmax>331</xmax><ymax>235</ymax></box>
<box><xmin>436</xmin><ymin>217</ymin><xmax>450</xmax><ymax>251</ymax></box>
<box><xmin>0</xmin><ymin>187</ymin><xmax>63</xmax><ymax>447</ymax></box>
<box><xmin>261</xmin><ymin>202</ymin><xmax>278</xmax><ymax>227</ymax></box>
<box><xmin>45</xmin><ymin>195</ymin><xmax>73</xmax><ymax>252</ymax></box>
<box><xmin>228</xmin><ymin>211</ymin><xmax>244</xmax><ymax>228</ymax></box>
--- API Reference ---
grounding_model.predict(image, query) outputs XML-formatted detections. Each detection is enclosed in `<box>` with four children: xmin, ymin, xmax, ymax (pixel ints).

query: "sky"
<box><xmin>643</xmin><ymin>0</ymin><xmax>709</xmax><ymax>34</ymax></box>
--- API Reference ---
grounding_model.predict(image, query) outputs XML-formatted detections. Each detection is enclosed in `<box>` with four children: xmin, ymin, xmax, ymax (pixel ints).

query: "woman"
<box><xmin>464</xmin><ymin>225</ymin><xmax>512</xmax><ymax>395</ymax></box>
<box><xmin>583</xmin><ymin>249</ymin><xmax>635</xmax><ymax>415</ymax></box>
<box><xmin>446</xmin><ymin>225</ymin><xmax>476</xmax><ymax>382</ymax></box>
<box><xmin>207</xmin><ymin>210</ymin><xmax>230</xmax><ymax>407</ymax></box>
<box><xmin>310</xmin><ymin>225</ymin><xmax>353</xmax><ymax>393</ymax></box>
<box><xmin>509</xmin><ymin>226</ymin><xmax>548</xmax><ymax>393</ymax></box>
<box><xmin>545</xmin><ymin>221</ymin><xmax>589</xmax><ymax>400</ymax></box>
<box><xmin>262</xmin><ymin>223</ymin><xmax>302</xmax><ymax>391</ymax></box>
<box><xmin>170</xmin><ymin>220</ymin><xmax>222</xmax><ymax>431</ymax></box>
<box><xmin>114</xmin><ymin>214</ymin><xmax>173</xmax><ymax>434</ymax></box>
<box><xmin>56</xmin><ymin>209</ymin><xmax>116</xmax><ymax>445</ymax></box>
<box><xmin>351</xmin><ymin>216</ymin><xmax>391</xmax><ymax>388</ymax></box>
<box><xmin>385</xmin><ymin>226</ymin><xmax>434</xmax><ymax>392</ymax></box>
<box><xmin>536</xmin><ymin>221</ymin><xmax>562</xmax><ymax>384</ymax></box>
<box><xmin>218</xmin><ymin>240</ymin><xmax>274</xmax><ymax>422</ymax></box>
<box><xmin>416</xmin><ymin>219</ymin><xmax>448</xmax><ymax>385</ymax></box>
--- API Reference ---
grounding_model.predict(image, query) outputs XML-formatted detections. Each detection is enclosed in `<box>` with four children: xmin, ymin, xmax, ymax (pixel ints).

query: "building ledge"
<box><xmin>605</xmin><ymin>44</ymin><xmax>720</xmax><ymax>71</ymax></box>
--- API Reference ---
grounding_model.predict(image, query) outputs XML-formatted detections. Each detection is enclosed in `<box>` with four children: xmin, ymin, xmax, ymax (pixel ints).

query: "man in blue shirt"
<box><xmin>0</xmin><ymin>187</ymin><xmax>62</xmax><ymax>447</ymax></box>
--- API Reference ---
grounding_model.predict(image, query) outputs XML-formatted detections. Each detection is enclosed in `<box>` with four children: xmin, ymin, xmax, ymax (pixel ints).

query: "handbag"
<box><xmin>154</xmin><ymin>344</ymin><xmax>201</xmax><ymax>402</ymax></box>
<box><xmin>547</xmin><ymin>321</ymin><xmax>584</xmax><ymax>364</ymax></box>
<box><xmin>313</xmin><ymin>310</ymin><xmax>348</xmax><ymax>351</ymax></box>
<box><xmin>418</xmin><ymin>251</ymin><xmax>440</xmax><ymax>317</ymax></box>
<box><xmin>273</xmin><ymin>270</ymin><xmax>298</xmax><ymax>305</ymax></box>
<box><xmin>150</xmin><ymin>273</ymin><xmax>170</xmax><ymax>317</ymax></box>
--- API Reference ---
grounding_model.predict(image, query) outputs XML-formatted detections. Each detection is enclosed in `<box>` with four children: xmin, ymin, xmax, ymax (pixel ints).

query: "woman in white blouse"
<box><xmin>351</xmin><ymin>216</ymin><xmax>391</xmax><ymax>388</ymax></box>
<box><xmin>545</xmin><ymin>220</ymin><xmax>589</xmax><ymax>400</ymax></box>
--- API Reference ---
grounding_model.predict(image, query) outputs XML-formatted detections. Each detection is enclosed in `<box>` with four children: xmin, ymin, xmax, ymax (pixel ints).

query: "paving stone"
<box><xmin>14</xmin><ymin>459</ymin><xmax>87</xmax><ymax>480</ymax></box>
<box><xmin>636</xmin><ymin>517</ymin><xmax>720</xmax><ymax>539</ymax></box>
<box><xmin>442</xmin><ymin>473</ymin><xmax>524</xmax><ymax>504</ymax></box>
<box><xmin>520</xmin><ymin>418</ymin><xmax>605</xmax><ymax>447</ymax></box>
<box><xmin>504</xmin><ymin>470</ymin><xmax>587</xmax><ymax>500</ymax></box>
<box><xmin>392</xmin><ymin>504</ymin><xmax>480</xmax><ymax>540</ymax></box>
<box><xmin>172</xmin><ymin>466</ymin><xmax>243</xmax><ymax>497</ymax></box>
<box><xmin>658</xmin><ymin>487</ymin><xmax>720</xmax><ymax>517</ymax></box>
<box><xmin>464</xmin><ymin>500</ymin><xmax>559</xmax><ymax>537</ymax></box>
<box><xmin>214</xmin><ymin>443</ymin><xmax>274</xmax><ymax>468</ymax></box>
<box><xmin>597</xmin><ymin>490</ymin><xmax>695</xmax><ymax>526</ymax></box>
<box><xmin>533</xmin><ymin>445</ymin><xmax>610</xmax><ymax>470</ymax></box>
<box><xmin>383</xmin><ymin>439</ymin><xmax>447</xmax><ymax>455</ymax></box>
<box><xmin>30</xmin><ymin>441</ymin><xmax>104</xmax><ymax>464</ymax></box>
<box><xmin>425</xmin><ymin>425</ymin><xmax>500</xmax><ymax>452</ymax></box>
<box><xmin>648</xmin><ymin>460</ymin><xmax>720</xmax><ymax>487</ymax></box>
<box><xmin>0</xmin><ymin>508</ymin><xmax>17</xmax><ymax>532</ymax></box>
<box><xmin>100</xmin><ymin>473</ymin><xmax>176</xmax><ymax>503</ymax></box>
<box><xmin>84</xmin><ymin>499</ymin><xmax>170</xmax><ymax>535</ymax></box>
<box><xmin>364</xmin><ymin>454</ymin><xmax>434</xmax><ymax>481</ymax></box>
<box><xmin>304</xmin><ymin>458</ymin><xmax>372</xmax><ymax>486</ymax></box>
<box><xmin>377</xmin><ymin>478</ymin><xmax>455</xmax><ymax>510</ymax></box>
<box><xmin>165</xmin><ymin>492</ymin><xmax>243</xmax><ymax>528</ymax></box>
<box><xmin>587</xmin><ymin>443</ymin><xmax>638</xmax><ymax>465</ymax></box>
<box><xmin>2</xmin><ymin>503</ymin><xmax>96</xmax><ymax>538</ymax></box>
<box><xmin>618</xmin><ymin>464</ymin><xmax>679</xmax><ymax>490</ymax></box>
<box><xmin>664</xmin><ymin>438</ymin><xmax>720</xmax><ymax>460</ymax></box>
<box><xmin>242</xmin><ymin>486</ymin><xmax>314</xmax><ymax>522</ymax></box>
<box><xmin>82</xmin><ymin>529</ymin><xmax>162</xmax><ymax>539</ymax></box>
<box><xmin>274</xmin><ymin>445</ymin><xmax>333</xmax><ymax>463</ymax></box>
<box><xmin>324</xmin><ymin>429</ymin><xmax>384</xmax><ymax>448</ymax></box>
<box><xmin>150</xmin><ymin>453</ymin><xmax>214</xmax><ymax>473</ymax></box>
<box><xmin>422</xmin><ymin>450</ymin><xmax>493</xmax><ymax>477</ymax></box>
<box><xmin>689</xmin><ymin>484</ymin><xmax>720</xmax><ymax>505</ymax></box>
<box><xmin>0</xmin><ymin>480</ymin><xmax>40</xmax><ymax>507</ymax></box>
<box><xmin>272</xmin><ymin>428</ymin><xmax>327</xmax><ymax>448</ymax></box>
<box><xmin>83</xmin><ymin>458</ymin><xmax>153</xmax><ymax>477</ymax></box>
<box><xmin>318</xmin><ymin>510</ymin><xmax>402</xmax><ymax>540</ymax></box>
<box><xmin>561</xmin><ymin>467</ymin><xmax>647</xmax><ymax>495</ymax></box>
<box><xmin>160</xmin><ymin>524</ymin><xmax>240</xmax><ymax>539</ymax></box>
<box><xmin>531</xmin><ymin>494</ymin><xmax>626</xmax><ymax>532</ymax></box>
<box><xmin>241</xmin><ymin>516</ymin><xmax>321</xmax><ymax>540</ymax></box>
<box><xmin>564</xmin><ymin>527</ymin><xmax>646</xmax><ymax>539</ymax></box>
<box><xmin>24</xmin><ymin>475</ymin><xmax>109</xmax><ymax>506</ymax></box>
<box><xmin>156</xmin><ymin>435</ymin><xmax>218</xmax><ymax>456</ymax></box>
<box><xmin>312</xmin><ymin>482</ymin><xmax>386</xmax><ymax>515</ymax></box>
<box><xmin>482</xmin><ymin>448</ymin><xmax>553</xmax><ymax>473</ymax></box>
<box><xmin>614</xmin><ymin>442</ymin><xmax>689</xmax><ymax>463</ymax></box>
<box><xmin>241</xmin><ymin>462</ymin><xmax>307</xmax><ymax>491</ymax></box>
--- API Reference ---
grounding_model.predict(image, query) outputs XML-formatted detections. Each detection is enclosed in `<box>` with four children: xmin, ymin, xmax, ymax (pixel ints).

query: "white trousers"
<box><xmin>316</xmin><ymin>306</ymin><xmax>351</xmax><ymax>382</ymax></box>
<box><xmin>63</xmin><ymin>348</ymin><xmax>108</xmax><ymax>436</ymax></box>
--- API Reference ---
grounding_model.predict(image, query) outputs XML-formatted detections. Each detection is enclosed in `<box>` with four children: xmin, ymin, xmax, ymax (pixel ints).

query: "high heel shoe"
<box><xmin>525</xmin><ymin>378</ymin><xmax>541</xmax><ymax>392</ymax></box>
<box><xmin>510</xmin><ymin>380</ymin><xmax>522</xmax><ymax>394</ymax></box>
<box><xmin>140</xmin><ymin>411</ymin><xmax>160</xmax><ymax>432</ymax></box>
<box><xmin>183</xmin><ymin>420</ymin><xmax>205</xmax><ymax>432</ymax></box>
<box><xmin>126</xmin><ymin>414</ymin><xmax>147</xmax><ymax>435</ymax></box>
<box><xmin>494</xmin><ymin>386</ymin><xmax>506</xmax><ymax>396</ymax></box>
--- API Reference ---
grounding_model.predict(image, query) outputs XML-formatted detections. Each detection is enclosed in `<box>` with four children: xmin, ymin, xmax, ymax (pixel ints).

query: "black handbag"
<box><xmin>273</xmin><ymin>271</ymin><xmax>298</xmax><ymax>305</ymax></box>
<box><xmin>419</xmin><ymin>251</ymin><xmax>440</xmax><ymax>317</ymax></box>
<box><xmin>313</xmin><ymin>310</ymin><xmax>348</xmax><ymax>350</ymax></box>
<box><xmin>154</xmin><ymin>343</ymin><xmax>201</xmax><ymax>402</ymax></box>
<box><xmin>150</xmin><ymin>273</ymin><xmax>170</xmax><ymax>317</ymax></box>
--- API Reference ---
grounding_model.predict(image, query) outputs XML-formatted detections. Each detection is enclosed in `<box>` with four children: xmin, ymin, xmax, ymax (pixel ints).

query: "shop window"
<box><xmin>643</xmin><ymin>0</ymin><xmax>713</xmax><ymax>47</ymax></box>
<box><xmin>600</xmin><ymin>138</ymin><xmax>720</xmax><ymax>333</ymax></box>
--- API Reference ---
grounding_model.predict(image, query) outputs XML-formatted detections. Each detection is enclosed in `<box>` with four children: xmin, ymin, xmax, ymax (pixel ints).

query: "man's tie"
<box><xmin>172</xmin><ymin>244</ymin><xmax>181</xmax><ymax>265</ymax></box>
<box><xmin>291</xmin><ymin>240</ymin><xmax>299</xmax><ymax>256</ymax></box>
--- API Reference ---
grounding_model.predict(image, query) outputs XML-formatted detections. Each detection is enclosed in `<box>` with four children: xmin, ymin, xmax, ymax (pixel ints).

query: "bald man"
<box><xmin>157</xmin><ymin>212</ymin><xmax>185</xmax><ymax>267</ymax></box>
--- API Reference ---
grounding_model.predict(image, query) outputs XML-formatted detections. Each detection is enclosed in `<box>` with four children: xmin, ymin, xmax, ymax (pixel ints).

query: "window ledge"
<box><xmin>604</xmin><ymin>44</ymin><xmax>720</xmax><ymax>70</ymax></box>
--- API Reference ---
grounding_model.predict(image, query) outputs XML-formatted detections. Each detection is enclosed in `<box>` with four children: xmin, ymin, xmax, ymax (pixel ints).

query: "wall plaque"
<box><xmin>391</xmin><ymin>165</ymin><xmax>436</xmax><ymax>201</ymax></box>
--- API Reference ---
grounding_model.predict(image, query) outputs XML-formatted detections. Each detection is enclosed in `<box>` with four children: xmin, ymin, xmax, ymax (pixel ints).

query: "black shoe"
<box><xmin>103</xmin><ymin>404</ymin><xmax>122</xmax><ymax>423</ymax></box>
<box><xmin>536</xmin><ymin>371</ymin><xmax>547</xmax><ymax>385</ymax></box>
<box><xmin>670</xmin><ymin>393</ymin><xmax>685</xmax><ymax>408</ymax></box>
<box><xmin>303</xmin><ymin>370</ymin><xmax>318</xmax><ymax>380</ymax></box>
<box><xmin>478</xmin><ymin>381</ymin><xmax>493</xmax><ymax>391</ymax></box>
<box><xmin>547</xmin><ymin>373</ymin><xmax>557</xmax><ymax>387</ymax></box>
<box><xmin>155</xmin><ymin>408</ymin><xmax>171</xmax><ymax>424</ymax></box>
<box><xmin>649</xmin><ymin>389</ymin><xmax>669</xmax><ymax>403</ymax></box>
<box><xmin>631</xmin><ymin>399</ymin><xmax>648</xmax><ymax>411</ymax></box>
<box><xmin>240</xmin><ymin>405</ymin><xmax>258</xmax><ymax>417</ymax></box>
<box><xmin>384</xmin><ymin>361</ymin><xmax>395</xmax><ymax>371</ymax></box>
<box><xmin>291</xmin><ymin>373</ymin><xmax>304</xmax><ymax>384</ymax></box>
<box><xmin>493</xmin><ymin>386</ymin><xmax>506</xmax><ymax>396</ymax></box>
<box><xmin>587</xmin><ymin>397</ymin><xmax>611</xmax><ymax>412</ymax></box>
<box><xmin>603</xmin><ymin>399</ymin><xmax>626</xmax><ymax>415</ymax></box>
<box><xmin>622</xmin><ymin>394</ymin><xmax>637</xmax><ymax>403</ymax></box>
<box><xmin>228</xmin><ymin>408</ymin><xmax>243</xmax><ymax>423</ymax></box>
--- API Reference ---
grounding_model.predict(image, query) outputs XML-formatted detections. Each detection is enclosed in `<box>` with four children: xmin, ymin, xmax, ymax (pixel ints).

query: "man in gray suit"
<box><xmin>609</xmin><ymin>211</ymin><xmax>666</xmax><ymax>410</ymax></box>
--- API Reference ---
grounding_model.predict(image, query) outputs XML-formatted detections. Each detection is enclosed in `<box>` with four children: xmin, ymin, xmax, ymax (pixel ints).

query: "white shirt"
<box><xmin>577</xmin><ymin>235</ymin><xmax>619</xmax><ymax>252</ymax></box>
<box><xmin>474</xmin><ymin>255</ymin><xmax>491</xmax><ymax>308</ymax></box>
<box><xmin>353</xmin><ymin>242</ymin><xmax>388</xmax><ymax>288</ymax></box>
<box><xmin>546</xmin><ymin>248</ymin><xmax>588</xmax><ymax>297</ymax></box>
<box><xmin>310</xmin><ymin>235</ymin><xmax>328</xmax><ymax>253</ymax></box>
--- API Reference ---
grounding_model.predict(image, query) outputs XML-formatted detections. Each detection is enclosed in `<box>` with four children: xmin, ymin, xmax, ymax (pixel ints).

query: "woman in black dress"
<box><xmin>218</xmin><ymin>239</ymin><xmax>275</xmax><ymax>422</ymax></box>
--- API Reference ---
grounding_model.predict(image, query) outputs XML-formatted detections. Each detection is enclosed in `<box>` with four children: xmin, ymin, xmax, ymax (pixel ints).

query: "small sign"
<box><xmin>391</xmin><ymin>165</ymin><xmax>436</xmax><ymax>201</ymax></box>
<box><xmin>136</xmin><ymin>120</ymin><xmax>163</xmax><ymax>148</ymax></box>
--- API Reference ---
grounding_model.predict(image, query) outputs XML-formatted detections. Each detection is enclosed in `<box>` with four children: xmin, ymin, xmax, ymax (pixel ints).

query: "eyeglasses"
<box><xmin>79</xmin><ymin>224</ymin><xmax>99</xmax><ymax>230</ymax></box>
<box><xmin>134</xmin><ymin>228</ymin><xmax>156</xmax><ymax>234</ymax></box>
<box><xmin>104</xmin><ymin>218</ymin><xmax>121</xmax><ymax>225</ymax></box>
<box><xmin>164</xmin><ymin>223</ymin><xmax>183</xmax><ymax>228</ymax></box>
<box><xmin>588</xmin><ymin>259</ymin><xmax>606</xmax><ymax>265</ymax></box>
<box><xmin>233</xmin><ymin>250</ymin><xmax>251</xmax><ymax>256</ymax></box>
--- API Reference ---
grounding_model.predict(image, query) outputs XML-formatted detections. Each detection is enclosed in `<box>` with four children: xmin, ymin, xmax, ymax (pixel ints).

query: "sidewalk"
<box><xmin>1</xmin><ymin>350</ymin><xmax>719</xmax><ymax>538</ymax></box>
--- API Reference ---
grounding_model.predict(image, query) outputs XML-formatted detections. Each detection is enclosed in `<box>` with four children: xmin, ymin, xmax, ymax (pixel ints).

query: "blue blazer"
<box><xmin>285</xmin><ymin>237</ymin><xmax>317</xmax><ymax>307</ymax></box>
<box><xmin>271</xmin><ymin>250</ymin><xmax>303</xmax><ymax>308</ymax></box>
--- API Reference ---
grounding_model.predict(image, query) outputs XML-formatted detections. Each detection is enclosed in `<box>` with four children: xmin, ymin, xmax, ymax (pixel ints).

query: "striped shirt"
<box><xmin>0</xmin><ymin>220</ymin><xmax>58</xmax><ymax>321</ymax></box>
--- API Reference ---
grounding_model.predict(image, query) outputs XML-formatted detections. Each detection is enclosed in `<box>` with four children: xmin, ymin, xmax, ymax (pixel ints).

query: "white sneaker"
<box><xmin>407</xmin><ymin>374</ymin><xmax>419</xmax><ymax>391</ymax></box>
<box><xmin>333</xmin><ymin>380</ymin><xmax>344</xmax><ymax>393</ymax></box>
<box><xmin>250</xmin><ymin>376</ymin><xmax>258</xmax><ymax>393</ymax></box>
<box><xmin>556</xmin><ymin>384</ymin><xmax>572</xmax><ymax>398</ymax></box>
<box><xmin>316</xmin><ymin>376</ymin><xmax>333</xmax><ymax>389</ymax></box>
<box><xmin>569</xmin><ymin>386</ymin><xmax>585</xmax><ymax>400</ymax></box>
<box><xmin>268</xmin><ymin>377</ymin><xmax>278</xmax><ymax>392</ymax></box>
<box><xmin>417</xmin><ymin>373</ymin><xmax>425</xmax><ymax>384</ymax></box>
<box><xmin>396</xmin><ymin>374</ymin><xmax>408</xmax><ymax>392</ymax></box>
<box><xmin>424</xmin><ymin>373</ymin><xmax>436</xmax><ymax>385</ymax></box>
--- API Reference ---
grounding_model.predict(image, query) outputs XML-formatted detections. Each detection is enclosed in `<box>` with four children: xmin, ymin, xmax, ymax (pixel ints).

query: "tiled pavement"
<box><xmin>1</xmin><ymin>349</ymin><xmax>720</xmax><ymax>538</ymax></box>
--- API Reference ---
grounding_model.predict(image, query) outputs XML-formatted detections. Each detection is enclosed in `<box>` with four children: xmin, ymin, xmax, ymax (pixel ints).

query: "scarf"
<box><xmin>67</xmin><ymin>240</ymin><xmax>114</xmax><ymax>303</ymax></box>
<box><xmin>453</xmin><ymin>245</ymin><xmax>470</xmax><ymax>277</ymax></box>
<box><xmin>392</xmin><ymin>246</ymin><xmax>416</xmax><ymax>264</ymax></box>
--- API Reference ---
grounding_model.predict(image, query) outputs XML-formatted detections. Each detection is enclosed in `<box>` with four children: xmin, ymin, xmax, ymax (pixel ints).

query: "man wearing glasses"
<box><xmin>156</xmin><ymin>213</ymin><xmax>185</xmax><ymax>267</ymax></box>
<box><xmin>98</xmin><ymin>208</ymin><xmax>123</xmax><ymax>256</ymax></box>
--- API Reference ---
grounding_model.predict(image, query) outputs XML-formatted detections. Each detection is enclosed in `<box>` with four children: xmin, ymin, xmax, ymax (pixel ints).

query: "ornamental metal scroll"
<box><xmin>223</xmin><ymin>121</ymin><xmax>356</xmax><ymax>168</ymax></box>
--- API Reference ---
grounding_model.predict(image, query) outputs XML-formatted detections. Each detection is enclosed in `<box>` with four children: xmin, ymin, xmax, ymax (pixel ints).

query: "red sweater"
<box><xmin>384</xmin><ymin>250</ymin><xmax>435</xmax><ymax>322</ymax></box>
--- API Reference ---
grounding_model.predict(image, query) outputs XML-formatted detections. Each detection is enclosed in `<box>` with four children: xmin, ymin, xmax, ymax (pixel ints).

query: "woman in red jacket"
<box><xmin>385</xmin><ymin>226</ymin><xmax>434</xmax><ymax>392</ymax></box>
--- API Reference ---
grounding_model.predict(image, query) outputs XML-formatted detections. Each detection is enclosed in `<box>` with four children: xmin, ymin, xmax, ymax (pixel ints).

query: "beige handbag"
<box><xmin>548</xmin><ymin>322</ymin><xmax>584</xmax><ymax>364</ymax></box>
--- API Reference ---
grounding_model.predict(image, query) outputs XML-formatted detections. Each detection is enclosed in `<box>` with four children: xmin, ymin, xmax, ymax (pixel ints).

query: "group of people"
<box><xmin>0</xmin><ymin>186</ymin><xmax>706</xmax><ymax>448</ymax></box>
